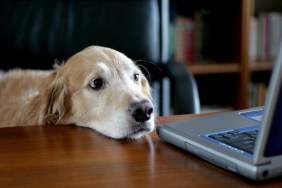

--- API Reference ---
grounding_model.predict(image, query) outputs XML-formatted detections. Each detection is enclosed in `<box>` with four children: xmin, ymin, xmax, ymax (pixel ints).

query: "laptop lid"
<box><xmin>254</xmin><ymin>39</ymin><xmax>282</xmax><ymax>165</ymax></box>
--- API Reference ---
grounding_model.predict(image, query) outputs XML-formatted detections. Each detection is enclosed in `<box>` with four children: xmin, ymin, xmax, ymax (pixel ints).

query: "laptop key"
<box><xmin>210</xmin><ymin>132</ymin><xmax>251</xmax><ymax>143</ymax></box>
<box><xmin>230</xmin><ymin>139</ymin><xmax>253</xmax><ymax>147</ymax></box>
<box><xmin>208</xmin><ymin>129</ymin><xmax>258</xmax><ymax>154</ymax></box>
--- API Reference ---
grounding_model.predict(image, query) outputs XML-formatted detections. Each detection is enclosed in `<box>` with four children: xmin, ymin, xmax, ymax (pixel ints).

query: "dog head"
<box><xmin>40</xmin><ymin>46</ymin><xmax>155</xmax><ymax>139</ymax></box>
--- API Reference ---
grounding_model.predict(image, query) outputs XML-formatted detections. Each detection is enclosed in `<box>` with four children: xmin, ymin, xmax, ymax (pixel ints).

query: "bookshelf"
<box><xmin>188</xmin><ymin>63</ymin><xmax>240</xmax><ymax>75</ymax></box>
<box><xmin>169</xmin><ymin>0</ymin><xmax>281</xmax><ymax>111</ymax></box>
<box><xmin>248</xmin><ymin>0</ymin><xmax>282</xmax><ymax>107</ymax></box>
<box><xmin>249</xmin><ymin>62</ymin><xmax>274</xmax><ymax>71</ymax></box>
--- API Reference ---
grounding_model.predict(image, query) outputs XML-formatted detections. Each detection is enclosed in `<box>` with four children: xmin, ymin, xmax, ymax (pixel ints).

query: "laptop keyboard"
<box><xmin>208</xmin><ymin>130</ymin><xmax>258</xmax><ymax>154</ymax></box>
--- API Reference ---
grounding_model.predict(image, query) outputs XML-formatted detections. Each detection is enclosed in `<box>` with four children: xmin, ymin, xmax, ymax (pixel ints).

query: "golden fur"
<box><xmin>0</xmin><ymin>46</ymin><xmax>155</xmax><ymax>139</ymax></box>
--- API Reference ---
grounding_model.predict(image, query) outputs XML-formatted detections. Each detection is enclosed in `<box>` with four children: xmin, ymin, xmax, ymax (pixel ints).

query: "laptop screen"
<box><xmin>264</xmin><ymin>85</ymin><xmax>282</xmax><ymax>157</ymax></box>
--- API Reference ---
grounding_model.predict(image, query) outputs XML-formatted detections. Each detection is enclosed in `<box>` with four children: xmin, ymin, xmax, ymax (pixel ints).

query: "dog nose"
<box><xmin>129</xmin><ymin>100</ymin><xmax>153</xmax><ymax>123</ymax></box>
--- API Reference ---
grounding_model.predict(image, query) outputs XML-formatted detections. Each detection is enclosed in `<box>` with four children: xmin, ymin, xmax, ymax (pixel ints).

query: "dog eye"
<box><xmin>134</xmin><ymin>73</ymin><xmax>140</xmax><ymax>82</ymax></box>
<box><xmin>89</xmin><ymin>78</ymin><xmax>103</xmax><ymax>89</ymax></box>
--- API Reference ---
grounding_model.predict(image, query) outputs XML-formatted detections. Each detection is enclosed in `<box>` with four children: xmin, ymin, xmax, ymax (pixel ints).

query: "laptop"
<box><xmin>157</xmin><ymin>40</ymin><xmax>282</xmax><ymax>181</ymax></box>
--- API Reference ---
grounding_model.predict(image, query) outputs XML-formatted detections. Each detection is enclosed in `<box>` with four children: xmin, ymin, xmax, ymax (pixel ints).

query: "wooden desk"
<box><xmin>0</xmin><ymin>114</ymin><xmax>281</xmax><ymax>187</ymax></box>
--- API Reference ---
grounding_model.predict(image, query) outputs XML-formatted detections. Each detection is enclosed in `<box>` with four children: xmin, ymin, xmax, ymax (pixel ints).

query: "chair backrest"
<box><xmin>0</xmin><ymin>0</ymin><xmax>163</xmax><ymax>70</ymax></box>
<box><xmin>0</xmin><ymin>0</ymin><xmax>200</xmax><ymax>115</ymax></box>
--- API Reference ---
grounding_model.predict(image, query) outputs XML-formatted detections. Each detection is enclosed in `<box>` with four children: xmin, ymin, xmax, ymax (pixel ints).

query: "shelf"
<box><xmin>187</xmin><ymin>63</ymin><xmax>240</xmax><ymax>75</ymax></box>
<box><xmin>249</xmin><ymin>62</ymin><xmax>274</xmax><ymax>72</ymax></box>
<box><xmin>201</xmin><ymin>105</ymin><xmax>234</xmax><ymax>113</ymax></box>
<box><xmin>170</xmin><ymin>0</ymin><xmax>277</xmax><ymax>110</ymax></box>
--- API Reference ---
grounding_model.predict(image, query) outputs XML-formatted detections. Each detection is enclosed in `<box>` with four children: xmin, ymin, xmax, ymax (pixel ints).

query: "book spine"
<box><xmin>249</xmin><ymin>17</ymin><xmax>258</xmax><ymax>62</ymax></box>
<box><xmin>183</xmin><ymin>18</ymin><xmax>194</xmax><ymax>65</ymax></box>
<box><xmin>173</xmin><ymin>16</ymin><xmax>194</xmax><ymax>65</ymax></box>
<box><xmin>248</xmin><ymin>82</ymin><xmax>267</xmax><ymax>107</ymax></box>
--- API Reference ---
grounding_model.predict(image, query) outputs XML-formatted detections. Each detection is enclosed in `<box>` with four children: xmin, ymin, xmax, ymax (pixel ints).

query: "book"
<box><xmin>252</xmin><ymin>12</ymin><xmax>282</xmax><ymax>62</ymax></box>
<box><xmin>173</xmin><ymin>16</ymin><xmax>194</xmax><ymax>65</ymax></box>
<box><xmin>248</xmin><ymin>82</ymin><xmax>267</xmax><ymax>107</ymax></box>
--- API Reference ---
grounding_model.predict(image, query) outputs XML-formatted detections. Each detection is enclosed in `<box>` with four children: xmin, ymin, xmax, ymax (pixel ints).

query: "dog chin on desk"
<box><xmin>0</xmin><ymin>46</ymin><xmax>155</xmax><ymax>140</ymax></box>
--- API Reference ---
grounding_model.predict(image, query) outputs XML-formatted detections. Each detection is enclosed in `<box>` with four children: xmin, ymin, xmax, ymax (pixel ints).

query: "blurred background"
<box><xmin>0</xmin><ymin>0</ymin><xmax>282</xmax><ymax>116</ymax></box>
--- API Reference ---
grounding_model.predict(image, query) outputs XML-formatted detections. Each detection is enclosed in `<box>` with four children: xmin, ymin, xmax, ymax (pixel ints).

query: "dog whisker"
<box><xmin>134</xmin><ymin>59</ymin><xmax>162</xmax><ymax>72</ymax></box>
<box><xmin>137</xmin><ymin>64</ymin><xmax>152</xmax><ymax>83</ymax></box>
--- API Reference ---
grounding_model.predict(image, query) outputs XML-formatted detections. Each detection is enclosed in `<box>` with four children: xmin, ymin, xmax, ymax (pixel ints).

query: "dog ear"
<box><xmin>41</xmin><ymin>72</ymin><xmax>70</xmax><ymax>125</ymax></box>
<box><xmin>141</xmin><ymin>75</ymin><xmax>152</xmax><ymax>99</ymax></box>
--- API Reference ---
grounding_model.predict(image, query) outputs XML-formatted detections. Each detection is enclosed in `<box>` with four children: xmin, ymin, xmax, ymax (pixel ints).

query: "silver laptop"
<box><xmin>157</xmin><ymin>40</ymin><xmax>282</xmax><ymax>181</ymax></box>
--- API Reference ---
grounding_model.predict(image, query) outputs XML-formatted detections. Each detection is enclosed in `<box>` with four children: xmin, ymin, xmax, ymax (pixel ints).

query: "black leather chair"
<box><xmin>0</xmin><ymin>0</ymin><xmax>200</xmax><ymax>115</ymax></box>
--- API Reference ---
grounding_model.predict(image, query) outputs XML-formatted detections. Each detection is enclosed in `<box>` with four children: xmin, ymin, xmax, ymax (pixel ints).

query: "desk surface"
<box><xmin>0</xmin><ymin>114</ymin><xmax>281</xmax><ymax>188</ymax></box>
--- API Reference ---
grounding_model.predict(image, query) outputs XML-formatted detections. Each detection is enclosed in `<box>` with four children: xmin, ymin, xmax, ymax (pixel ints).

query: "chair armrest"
<box><xmin>166</xmin><ymin>61</ymin><xmax>200</xmax><ymax>114</ymax></box>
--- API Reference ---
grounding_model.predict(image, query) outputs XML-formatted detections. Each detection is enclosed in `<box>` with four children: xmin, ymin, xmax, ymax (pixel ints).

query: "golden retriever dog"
<box><xmin>0</xmin><ymin>46</ymin><xmax>155</xmax><ymax>139</ymax></box>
